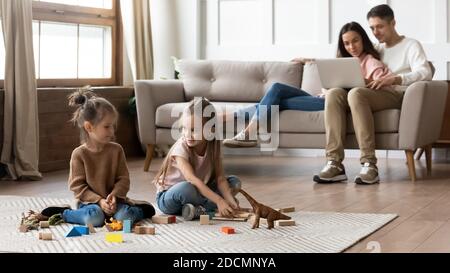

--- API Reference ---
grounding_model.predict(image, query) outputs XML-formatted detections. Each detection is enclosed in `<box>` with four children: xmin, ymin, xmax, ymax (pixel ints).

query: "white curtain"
<box><xmin>0</xmin><ymin>0</ymin><xmax>41</xmax><ymax>180</ymax></box>
<box><xmin>120</xmin><ymin>0</ymin><xmax>154</xmax><ymax>80</ymax></box>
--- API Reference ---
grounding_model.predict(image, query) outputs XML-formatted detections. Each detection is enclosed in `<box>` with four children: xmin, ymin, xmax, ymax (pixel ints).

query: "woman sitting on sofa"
<box><xmin>223</xmin><ymin>21</ymin><xmax>393</xmax><ymax>147</ymax></box>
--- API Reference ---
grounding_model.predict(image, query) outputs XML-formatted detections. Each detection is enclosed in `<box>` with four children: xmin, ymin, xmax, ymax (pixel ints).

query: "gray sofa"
<box><xmin>134</xmin><ymin>60</ymin><xmax>448</xmax><ymax>181</ymax></box>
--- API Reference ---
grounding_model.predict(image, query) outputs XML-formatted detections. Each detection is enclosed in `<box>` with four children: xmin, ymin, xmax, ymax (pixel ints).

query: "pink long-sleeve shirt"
<box><xmin>359</xmin><ymin>53</ymin><xmax>393</xmax><ymax>82</ymax></box>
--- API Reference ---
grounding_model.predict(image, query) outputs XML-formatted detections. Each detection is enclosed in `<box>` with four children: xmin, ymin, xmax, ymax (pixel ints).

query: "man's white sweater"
<box><xmin>376</xmin><ymin>37</ymin><xmax>432</xmax><ymax>86</ymax></box>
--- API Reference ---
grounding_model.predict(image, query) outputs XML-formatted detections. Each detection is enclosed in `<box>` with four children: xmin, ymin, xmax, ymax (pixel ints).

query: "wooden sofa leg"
<box><xmin>144</xmin><ymin>144</ymin><xmax>155</xmax><ymax>172</ymax></box>
<box><xmin>424</xmin><ymin>145</ymin><xmax>432</xmax><ymax>175</ymax></box>
<box><xmin>405</xmin><ymin>150</ymin><xmax>417</xmax><ymax>182</ymax></box>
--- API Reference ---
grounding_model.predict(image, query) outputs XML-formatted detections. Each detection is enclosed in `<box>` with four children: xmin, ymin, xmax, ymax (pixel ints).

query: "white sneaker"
<box><xmin>223</xmin><ymin>131</ymin><xmax>257</xmax><ymax>148</ymax></box>
<box><xmin>354</xmin><ymin>163</ymin><xmax>380</xmax><ymax>185</ymax></box>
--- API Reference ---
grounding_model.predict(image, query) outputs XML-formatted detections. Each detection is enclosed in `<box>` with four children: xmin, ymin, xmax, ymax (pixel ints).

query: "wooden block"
<box><xmin>144</xmin><ymin>226</ymin><xmax>155</xmax><ymax>235</ymax></box>
<box><xmin>215</xmin><ymin>212</ymin><xmax>251</xmax><ymax>219</ymax></box>
<box><xmin>19</xmin><ymin>225</ymin><xmax>29</xmax><ymax>233</ymax></box>
<box><xmin>277</xmin><ymin>207</ymin><xmax>295</xmax><ymax>213</ymax></box>
<box><xmin>38</xmin><ymin>232</ymin><xmax>53</xmax><ymax>240</ymax></box>
<box><xmin>275</xmin><ymin>220</ymin><xmax>296</xmax><ymax>226</ymax></box>
<box><xmin>213</xmin><ymin>216</ymin><xmax>247</xmax><ymax>222</ymax></box>
<box><xmin>152</xmin><ymin>215</ymin><xmax>176</xmax><ymax>224</ymax></box>
<box><xmin>221</xmin><ymin>227</ymin><xmax>235</xmax><ymax>234</ymax></box>
<box><xmin>39</xmin><ymin>221</ymin><xmax>50</xmax><ymax>228</ymax></box>
<box><xmin>134</xmin><ymin>226</ymin><xmax>155</xmax><ymax>235</ymax></box>
<box><xmin>105</xmin><ymin>233</ymin><xmax>123</xmax><ymax>243</ymax></box>
<box><xmin>234</xmin><ymin>212</ymin><xmax>251</xmax><ymax>218</ymax></box>
<box><xmin>200</xmin><ymin>215</ymin><xmax>210</xmax><ymax>225</ymax></box>
<box><xmin>123</xmin><ymin>220</ymin><xmax>132</xmax><ymax>233</ymax></box>
<box><xmin>87</xmin><ymin>224</ymin><xmax>96</xmax><ymax>234</ymax></box>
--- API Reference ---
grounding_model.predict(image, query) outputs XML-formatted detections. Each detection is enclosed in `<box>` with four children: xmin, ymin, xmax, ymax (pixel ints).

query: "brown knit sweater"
<box><xmin>68</xmin><ymin>142</ymin><xmax>130</xmax><ymax>205</ymax></box>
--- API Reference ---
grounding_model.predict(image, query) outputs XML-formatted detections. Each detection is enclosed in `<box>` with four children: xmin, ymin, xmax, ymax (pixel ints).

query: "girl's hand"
<box><xmin>291</xmin><ymin>57</ymin><xmax>315</xmax><ymax>64</ymax></box>
<box><xmin>106</xmin><ymin>194</ymin><xmax>117</xmax><ymax>214</ymax></box>
<box><xmin>99</xmin><ymin>199</ymin><xmax>114</xmax><ymax>215</ymax></box>
<box><xmin>217</xmin><ymin>199</ymin><xmax>234</xmax><ymax>218</ymax></box>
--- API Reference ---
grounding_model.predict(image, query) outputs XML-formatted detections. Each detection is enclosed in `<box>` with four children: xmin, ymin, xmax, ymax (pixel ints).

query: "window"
<box><xmin>32</xmin><ymin>0</ymin><xmax>120</xmax><ymax>87</ymax></box>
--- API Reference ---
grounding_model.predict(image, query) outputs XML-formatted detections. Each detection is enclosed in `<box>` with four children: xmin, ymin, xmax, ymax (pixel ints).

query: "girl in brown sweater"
<box><xmin>41</xmin><ymin>87</ymin><xmax>155</xmax><ymax>226</ymax></box>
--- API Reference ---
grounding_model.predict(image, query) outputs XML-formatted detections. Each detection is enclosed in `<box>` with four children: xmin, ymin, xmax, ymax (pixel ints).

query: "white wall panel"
<box><xmin>389</xmin><ymin>0</ymin><xmax>434</xmax><ymax>43</ymax></box>
<box><xmin>274</xmin><ymin>0</ymin><xmax>318</xmax><ymax>45</ymax></box>
<box><xmin>330</xmin><ymin>0</ymin><xmax>378</xmax><ymax>43</ymax></box>
<box><xmin>218</xmin><ymin>0</ymin><xmax>265</xmax><ymax>45</ymax></box>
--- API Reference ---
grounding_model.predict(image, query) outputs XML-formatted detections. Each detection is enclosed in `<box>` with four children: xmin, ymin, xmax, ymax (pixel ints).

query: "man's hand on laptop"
<box><xmin>367</xmin><ymin>75</ymin><xmax>402</xmax><ymax>90</ymax></box>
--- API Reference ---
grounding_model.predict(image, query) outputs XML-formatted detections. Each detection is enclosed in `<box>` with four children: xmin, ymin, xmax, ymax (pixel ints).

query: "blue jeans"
<box><xmin>235</xmin><ymin>83</ymin><xmax>325</xmax><ymax>121</ymax></box>
<box><xmin>156</xmin><ymin>175</ymin><xmax>241</xmax><ymax>215</ymax></box>
<box><xmin>63</xmin><ymin>203</ymin><xmax>145</xmax><ymax>227</ymax></box>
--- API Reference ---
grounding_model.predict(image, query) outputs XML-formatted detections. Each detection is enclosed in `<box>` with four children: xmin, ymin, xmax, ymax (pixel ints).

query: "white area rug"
<box><xmin>0</xmin><ymin>195</ymin><xmax>397</xmax><ymax>253</ymax></box>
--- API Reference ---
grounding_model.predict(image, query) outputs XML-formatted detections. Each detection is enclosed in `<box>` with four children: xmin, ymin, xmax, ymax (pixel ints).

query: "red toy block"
<box><xmin>221</xmin><ymin>227</ymin><xmax>235</xmax><ymax>234</ymax></box>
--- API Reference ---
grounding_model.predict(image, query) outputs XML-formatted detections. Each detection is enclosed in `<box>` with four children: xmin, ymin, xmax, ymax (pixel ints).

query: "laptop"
<box><xmin>315</xmin><ymin>57</ymin><xmax>365</xmax><ymax>89</ymax></box>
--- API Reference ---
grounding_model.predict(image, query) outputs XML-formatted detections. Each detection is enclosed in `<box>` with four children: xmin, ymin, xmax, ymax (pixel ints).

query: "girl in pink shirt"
<box><xmin>337</xmin><ymin>21</ymin><xmax>393</xmax><ymax>82</ymax></box>
<box><xmin>154</xmin><ymin>98</ymin><xmax>241</xmax><ymax>220</ymax></box>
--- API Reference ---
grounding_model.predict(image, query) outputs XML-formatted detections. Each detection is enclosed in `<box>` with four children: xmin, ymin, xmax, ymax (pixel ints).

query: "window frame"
<box><xmin>27</xmin><ymin>0</ymin><xmax>122</xmax><ymax>87</ymax></box>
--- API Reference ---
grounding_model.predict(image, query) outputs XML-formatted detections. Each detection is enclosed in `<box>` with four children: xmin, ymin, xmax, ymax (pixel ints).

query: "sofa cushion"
<box><xmin>178</xmin><ymin>60</ymin><xmax>303</xmax><ymax>102</ymax></box>
<box><xmin>279</xmin><ymin>109</ymin><xmax>400</xmax><ymax>133</ymax></box>
<box><xmin>157</xmin><ymin>102</ymin><xmax>400</xmax><ymax>135</ymax></box>
<box><xmin>300</xmin><ymin>62</ymin><xmax>323</xmax><ymax>96</ymax></box>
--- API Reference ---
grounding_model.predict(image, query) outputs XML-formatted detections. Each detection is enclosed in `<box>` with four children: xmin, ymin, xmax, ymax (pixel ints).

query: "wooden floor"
<box><xmin>2</xmin><ymin>155</ymin><xmax>450</xmax><ymax>253</ymax></box>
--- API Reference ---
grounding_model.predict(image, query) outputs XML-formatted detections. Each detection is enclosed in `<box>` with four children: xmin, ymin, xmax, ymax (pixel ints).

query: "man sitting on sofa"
<box><xmin>314</xmin><ymin>4</ymin><xmax>433</xmax><ymax>185</ymax></box>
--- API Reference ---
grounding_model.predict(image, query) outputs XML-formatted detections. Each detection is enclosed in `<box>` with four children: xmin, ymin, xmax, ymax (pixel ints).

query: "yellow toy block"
<box><xmin>105</xmin><ymin>233</ymin><xmax>123</xmax><ymax>243</ymax></box>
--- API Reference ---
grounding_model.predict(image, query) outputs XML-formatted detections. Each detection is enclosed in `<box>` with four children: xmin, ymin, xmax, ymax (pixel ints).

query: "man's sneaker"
<box><xmin>182</xmin><ymin>204</ymin><xmax>206</xmax><ymax>221</ymax></box>
<box><xmin>313</xmin><ymin>161</ymin><xmax>348</xmax><ymax>183</ymax></box>
<box><xmin>41</xmin><ymin>205</ymin><xmax>71</xmax><ymax>217</ymax></box>
<box><xmin>223</xmin><ymin>131</ymin><xmax>257</xmax><ymax>148</ymax></box>
<box><xmin>355</xmin><ymin>163</ymin><xmax>380</xmax><ymax>185</ymax></box>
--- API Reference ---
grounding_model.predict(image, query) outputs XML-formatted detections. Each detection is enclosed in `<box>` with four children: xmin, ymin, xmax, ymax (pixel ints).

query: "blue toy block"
<box><xmin>65</xmin><ymin>227</ymin><xmax>82</xmax><ymax>237</ymax></box>
<box><xmin>123</xmin><ymin>220</ymin><xmax>132</xmax><ymax>233</ymax></box>
<box><xmin>74</xmin><ymin>226</ymin><xmax>89</xmax><ymax>235</ymax></box>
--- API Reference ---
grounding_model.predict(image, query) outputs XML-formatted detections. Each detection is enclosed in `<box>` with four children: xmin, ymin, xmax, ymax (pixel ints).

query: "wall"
<box><xmin>182</xmin><ymin>0</ymin><xmax>450</xmax><ymax>81</ymax></box>
<box><xmin>0</xmin><ymin>88</ymin><xmax>142</xmax><ymax>173</ymax></box>
<box><xmin>150</xmin><ymin>0</ymin><xmax>200</xmax><ymax>80</ymax></box>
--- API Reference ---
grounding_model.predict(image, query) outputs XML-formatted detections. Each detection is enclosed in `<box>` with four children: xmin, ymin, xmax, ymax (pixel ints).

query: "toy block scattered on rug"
<box><xmin>105</xmin><ymin>233</ymin><xmax>123</xmax><ymax>243</ymax></box>
<box><xmin>221</xmin><ymin>227</ymin><xmax>235</xmax><ymax>234</ymax></box>
<box><xmin>275</xmin><ymin>219</ymin><xmax>296</xmax><ymax>226</ymax></box>
<box><xmin>65</xmin><ymin>227</ymin><xmax>82</xmax><ymax>237</ymax></box>
<box><xmin>213</xmin><ymin>216</ymin><xmax>248</xmax><ymax>222</ymax></box>
<box><xmin>123</xmin><ymin>220</ymin><xmax>132</xmax><ymax>233</ymax></box>
<box><xmin>213</xmin><ymin>212</ymin><xmax>248</xmax><ymax>222</ymax></box>
<box><xmin>200</xmin><ymin>215</ymin><xmax>210</xmax><ymax>225</ymax></box>
<box><xmin>39</xmin><ymin>221</ymin><xmax>50</xmax><ymax>228</ymax></box>
<box><xmin>134</xmin><ymin>226</ymin><xmax>155</xmax><ymax>235</ymax></box>
<box><xmin>152</xmin><ymin>215</ymin><xmax>176</xmax><ymax>224</ymax></box>
<box><xmin>87</xmin><ymin>224</ymin><xmax>96</xmax><ymax>233</ymax></box>
<box><xmin>38</xmin><ymin>232</ymin><xmax>53</xmax><ymax>241</ymax></box>
<box><xmin>74</xmin><ymin>226</ymin><xmax>89</xmax><ymax>235</ymax></box>
<box><xmin>277</xmin><ymin>207</ymin><xmax>296</xmax><ymax>213</ymax></box>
